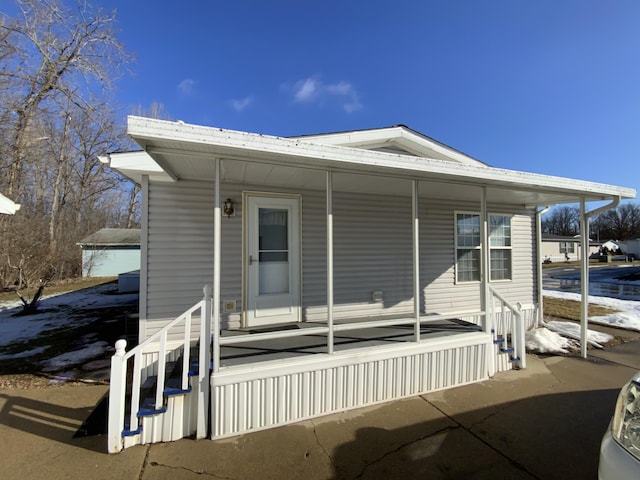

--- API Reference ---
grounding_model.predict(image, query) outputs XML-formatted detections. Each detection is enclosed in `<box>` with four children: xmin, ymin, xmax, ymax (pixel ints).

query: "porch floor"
<box><xmin>217</xmin><ymin>317</ymin><xmax>483</xmax><ymax>367</ymax></box>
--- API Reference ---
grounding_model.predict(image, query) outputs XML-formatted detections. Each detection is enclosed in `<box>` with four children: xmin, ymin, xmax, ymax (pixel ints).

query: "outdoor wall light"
<box><xmin>223</xmin><ymin>198</ymin><xmax>235</xmax><ymax>218</ymax></box>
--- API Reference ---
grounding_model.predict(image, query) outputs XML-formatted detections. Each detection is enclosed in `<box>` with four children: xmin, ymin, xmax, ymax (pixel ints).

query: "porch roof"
<box><xmin>108</xmin><ymin>116</ymin><xmax>636</xmax><ymax>207</ymax></box>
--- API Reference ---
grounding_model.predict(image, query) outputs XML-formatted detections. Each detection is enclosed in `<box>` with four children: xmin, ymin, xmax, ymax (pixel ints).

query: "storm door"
<box><xmin>245</xmin><ymin>194</ymin><xmax>301</xmax><ymax>326</ymax></box>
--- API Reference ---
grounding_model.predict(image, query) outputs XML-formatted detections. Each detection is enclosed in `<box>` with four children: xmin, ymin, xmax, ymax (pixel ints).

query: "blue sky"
<box><xmin>57</xmin><ymin>2</ymin><xmax>640</xmax><ymax>196</ymax></box>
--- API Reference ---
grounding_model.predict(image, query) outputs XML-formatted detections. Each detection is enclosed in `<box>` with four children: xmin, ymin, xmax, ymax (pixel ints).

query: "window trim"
<box><xmin>559</xmin><ymin>241</ymin><xmax>575</xmax><ymax>254</ymax></box>
<box><xmin>488</xmin><ymin>212</ymin><xmax>513</xmax><ymax>283</ymax></box>
<box><xmin>454</xmin><ymin>211</ymin><xmax>514</xmax><ymax>284</ymax></box>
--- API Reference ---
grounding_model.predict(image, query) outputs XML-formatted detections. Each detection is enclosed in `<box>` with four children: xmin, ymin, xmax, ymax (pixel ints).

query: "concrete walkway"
<box><xmin>2</xmin><ymin>339</ymin><xmax>639</xmax><ymax>480</ymax></box>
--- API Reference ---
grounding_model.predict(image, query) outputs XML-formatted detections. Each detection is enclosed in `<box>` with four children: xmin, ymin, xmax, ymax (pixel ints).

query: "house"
<box><xmin>600</xmin><ymin>239</ymin><xmax>621</xmax><ymax>254</ymax></box>
<box><xmin>619</xmin><ymin>238</ymin><xmax>640</xmax><ymax>259</ymax></box>
<box><xmin>103</xmin><ymin>117</ymin><xmax>636</xmax><ymax>452</ymax></box>
<box><xmin>77</xmin><ymin>228</ymin><xmax>141</xmax><ymax>277</ymax></box>
<box><xmin>540</xmin><ymin>234</ymin><xmax>599</xmax><ymax>262</ymax></box>
<box><xmin>0</xmin><ymin>192</ymin><xmax>20</xmax><ymax>215</ymax></box>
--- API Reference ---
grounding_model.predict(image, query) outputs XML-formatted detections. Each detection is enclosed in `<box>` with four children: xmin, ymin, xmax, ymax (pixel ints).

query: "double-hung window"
<box><xmin>489</xmin><ymin>214</ymin><xmax>512</xmax><ymax>281</ymax></box>
<box><xmin>559</xmin><ymin>242</ymin><xmax>575</xmax><ymax>254</ymax></box>
<box><xmin>455</xmin><ymin>212</ymin><xmax>513</xmax><ymax>283</ymax></box>
<box><xmin>455</xmin><ymin>213</ymin><xmax>481</xmax><ymax>282</ymax></box>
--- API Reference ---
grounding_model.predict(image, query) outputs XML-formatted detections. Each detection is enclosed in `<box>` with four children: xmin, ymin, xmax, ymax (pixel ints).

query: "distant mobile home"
<box><xmin>78</xmin><ymin>228</ymin><xmax>140</xmax><ymax>277</ymax></box>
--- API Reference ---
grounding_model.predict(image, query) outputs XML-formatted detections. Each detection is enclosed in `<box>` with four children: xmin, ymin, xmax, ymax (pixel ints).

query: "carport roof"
<box><xmin>104</xmin><ymin>116</ymin><xmax>636</xmax><ymax>208</ymax></box>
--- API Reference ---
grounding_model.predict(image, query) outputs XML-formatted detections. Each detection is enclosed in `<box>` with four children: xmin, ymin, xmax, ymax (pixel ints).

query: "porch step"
<box><xmin>138</xmin><ymin>397</ymin><xmax>168</xmax><ymax>417</ymax></box>
<box><xmin>164</xmin><ymin>377</ymin><xmax>192</xmax><ymax>397</ymax></box>
<box><xmin>189</xmin><ymin>359</ymin><xmax>214</xmax><ymax>377</ymax></box>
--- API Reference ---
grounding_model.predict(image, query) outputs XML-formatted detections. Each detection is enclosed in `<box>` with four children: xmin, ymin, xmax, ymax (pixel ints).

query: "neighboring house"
<box><xmin>600</xmin><ymin>239</ymin><xmax>621</xmax><ymax>253</ymax></box>
<box><xmin>540</xmin><ymin>234</ymin><xmax>599</xmax><ymax>262</ymax></box>
<box><xmin>77</xmin><ymin>228</ymin><xmax>141</xmax><ymax>277</ymax></box>
<box><xmin>620</xmin><ymin>238</ymin><xmax>640</xmax><ymax>258</ymax></box>
<box><xmin>0</xmin><ymin>193</ymin><xmax>20</xmax><ymax>215</ymax></box>
<box><xmin>103</xmin><ymin>118</ymin><xmax>636</xmax><ymax>452</ymax></box>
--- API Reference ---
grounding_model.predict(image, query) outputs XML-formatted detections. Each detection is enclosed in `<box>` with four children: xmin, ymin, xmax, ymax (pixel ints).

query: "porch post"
<box><xmin>579</xmin><ymin>197</ymin><xmax>589</xmax><ymax>359</ymax></box>
<box><xmin>536</xmin><ymin>206</ymin><xmax>551</xmax><ymax>328</ymax></box>
<box><xmin>481</xmin><ymin>187</ymin><xmax>495</xmax><ymax>376</ymax></box>
<box><xmin>480</xmin><ymin>187</ymin><xmax>490</xmax><ymax>333</ymax></box>
<box><xmin>412</xmin><ymin>180</ymin><xmax>421</xmax><ymax>342</ymax></box>
<box><xmin>326</xmin><ymin>171</ymin><xmax>334</xmax><ymax>354</ymax></box>
<box><xmin>212</xmin><ymin>157</ymin><xmax>221</xmax><ymax>373</ymax></box>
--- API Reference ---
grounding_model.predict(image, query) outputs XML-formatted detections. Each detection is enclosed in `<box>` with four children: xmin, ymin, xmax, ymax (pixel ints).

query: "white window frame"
<box><xmin>559</xmin><ymin>241</ymin><xmax>575</xmax><ymax>254</ymax></box>
<box><xmin>454</xmin><ymin>211</ymin><xmax>482</xmax><ymax>283</ymax></box>
<box><xmin>454</xmin><ymin>211</ymin><xmax>513</xmax><ymax>284</ymax></box>
<box><xmin>489</xmin><ymin>213</ymin><xmax>513</xmax><ymax>282</ymax></box>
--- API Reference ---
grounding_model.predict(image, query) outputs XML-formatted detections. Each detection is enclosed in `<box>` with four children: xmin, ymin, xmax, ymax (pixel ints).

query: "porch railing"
<box><xmin>108</xmin><ymin>286</ymin><xmax>212</xmax><ymax>453</ymax></box>
<box><xmin>488</xmin><ymin>285</ymin><xmax>526</xmax><ymax>370</ymax></box>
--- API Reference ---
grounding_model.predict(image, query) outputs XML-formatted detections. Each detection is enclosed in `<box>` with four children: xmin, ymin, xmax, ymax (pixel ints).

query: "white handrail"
<box><xmin>488</xmin><ymin>285</ymin><xmax>526</xmax><ymax>369</ymax></box>
<box><xmin>108</xmin><ymin>286</ymin><xmax>212</xmax><ymax>453</ymax></box>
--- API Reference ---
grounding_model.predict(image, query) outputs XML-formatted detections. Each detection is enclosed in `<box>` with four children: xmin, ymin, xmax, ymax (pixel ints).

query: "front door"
<box><xmin>245</xmin><ymin>193</ymin><xmax>301</xmax><ymax>327</ymax></box>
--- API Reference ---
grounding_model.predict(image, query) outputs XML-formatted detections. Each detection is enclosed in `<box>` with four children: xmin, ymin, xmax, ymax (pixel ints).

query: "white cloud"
<box><xmin>289</xmin><ymin>76</ymin><xmax>363</xmax><ymax>113</ymax></box>
<box><xmin>293</xmin><ymin>77</ymin><xmax>320</xmax><ymax>102</ymax></box>
<box><xmin>178</xmin><ymin>78</ymin><xmax>196</xmax><ymax>95</ymax></box>
<box><xmin>231</xmin><ymin>96</ymin><xmax>253</xmax><ymax>112</ymax></box>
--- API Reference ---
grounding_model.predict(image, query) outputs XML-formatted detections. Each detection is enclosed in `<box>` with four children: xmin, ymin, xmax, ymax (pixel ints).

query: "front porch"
<box><xmin>108</xmin><ymin>287</ymin><xmax>532</xmax><ymax>452</ymax></box>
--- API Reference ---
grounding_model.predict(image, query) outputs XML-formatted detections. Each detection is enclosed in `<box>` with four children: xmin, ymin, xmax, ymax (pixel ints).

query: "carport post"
<box><xmin>579</xmin><ymin>196</ymin><xmax>621</xmax><ymax>358</ymax></box>
<box><xmin>580</xmin><ymin>198</ymin><xmax>589</xmax><ymax>358</ymax></box>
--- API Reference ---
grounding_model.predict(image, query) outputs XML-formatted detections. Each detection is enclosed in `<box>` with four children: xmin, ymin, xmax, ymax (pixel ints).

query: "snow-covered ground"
<box><xmin>526</xmin><ymin>282</ymin><xmax>640</xmax><ymax>354</ymax></box>
<box><xmin>1</xmin><ymin>268</ymin><xmax>639</xmax><ymax>380</ymax></box>
<box><xmin>0</xmin><ymin>282</ymin><xmax>138</xmax><ymax>382</ymax></box>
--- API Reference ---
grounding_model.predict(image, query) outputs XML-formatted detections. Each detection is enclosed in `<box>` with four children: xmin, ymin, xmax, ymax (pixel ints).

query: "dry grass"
<box><xmin>0</xmin><ymin>277</ymin><xmax>117</xmax><ymax>303</ymax></box>
<box><xmin>543</xmin><ymin>296</ymin><xmax>618</xmax><ymax>321</ymax></box>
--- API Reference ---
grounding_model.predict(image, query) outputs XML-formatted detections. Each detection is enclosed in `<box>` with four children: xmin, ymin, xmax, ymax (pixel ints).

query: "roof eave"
<box><xmin>126</xmin><ymin>116</ymin><xmax>637</xmax><ymax>205</ymax></box>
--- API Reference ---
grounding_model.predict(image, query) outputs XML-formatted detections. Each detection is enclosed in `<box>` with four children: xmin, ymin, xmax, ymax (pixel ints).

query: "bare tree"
<box><xmin>541</xmin><ymin>206</ymin><xmax>580</xmax><ymax>236</ymax></box>
<box><xmin>0</xmin><ymin>0</ymin><xmax>130</xmax><ymax>197</ymax></box>
<box><xmin>592</xmin><ymin>203</ymin><xmax>640</xmax><ymax>241</ymax></box>
<box><xmin>0</xmin><ymin>0</ymin><xmax>133</xmax><ymax>307</ymax></box>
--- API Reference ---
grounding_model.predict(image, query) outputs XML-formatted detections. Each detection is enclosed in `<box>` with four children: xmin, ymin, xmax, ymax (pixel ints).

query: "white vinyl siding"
<box><xmin>142</xmin><ymin>179</ymin><xmax>536</xmax><ymax>340</ymax></box>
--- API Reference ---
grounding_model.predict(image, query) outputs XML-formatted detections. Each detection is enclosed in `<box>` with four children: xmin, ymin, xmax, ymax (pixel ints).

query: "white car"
<box><xmin>599</xmin><ymin>372</ymin><xmax>640</xmax><ymax>479</ymax></box>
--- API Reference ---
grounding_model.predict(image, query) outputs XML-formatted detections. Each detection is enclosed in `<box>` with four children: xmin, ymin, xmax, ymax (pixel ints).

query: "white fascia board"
<box><xmin>101</xmin><ymin>150</ymin><xmax>175</xmax><ymax>184</ymax></box>
<box><xmin>296</xmin><ymin>126</ymin><xmax>484</xmax><ymax>166</ymax></box>
<box><xmin>127</xmin><ymin>116</ymin><xmax>636</xmax><ymax>202</ymax></box>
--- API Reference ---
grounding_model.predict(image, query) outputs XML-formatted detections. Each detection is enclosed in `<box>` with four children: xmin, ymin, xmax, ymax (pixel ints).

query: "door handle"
<box><xmin>249</xmin><ymin>255</ymin><xmax>256</xmax><ymax>265</ymax></box>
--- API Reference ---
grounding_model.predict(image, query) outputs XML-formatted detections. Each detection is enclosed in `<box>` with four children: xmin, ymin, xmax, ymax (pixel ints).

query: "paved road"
<box><xmin>543</xmin><ymin>264</ymin><xmax>640</xmax><ymax>300</ymax></box>
<box><xmin>2</xmin><ymin>337</ymin><xmax>640</xmax><ymax>480</ymax></box>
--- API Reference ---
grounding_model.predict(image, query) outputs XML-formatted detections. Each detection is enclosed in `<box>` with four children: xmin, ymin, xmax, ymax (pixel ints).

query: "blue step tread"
<box><xmin>137</xmin><ymin>406</ymin><xmax>167</xmax><ymax>417</ymax></box>
<box><xmin>137</xmin><ymin>397</ymin><xmax>167</xmax><ymax>417</ymax></box>
<box><xmin>493</xmin><ymin>338</ymin><xmax>505</xmax><ymax>344</ymax></box>
<box><xmin>122</xmin><ymin>426</ymin><xmax>142</xmax><ymax>437</ymax></box>
<box><xmin>500</xmin><ymin>347</ymin><xmax>514</xmax><ymax>354</ymax></box>
<box><xmin>163</xmin><ymin>378</ymin><xmax>192</xmax><ymax>396</ymax></box>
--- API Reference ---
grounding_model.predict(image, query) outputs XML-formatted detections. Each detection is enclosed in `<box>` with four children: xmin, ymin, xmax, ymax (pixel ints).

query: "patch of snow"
<box><xmin>41</xmin><ymin>341</ymin><xmax>109</xmax><ymax>371</ymax></box>
<box><xmin>526</xmin><ymin>328</ymin><xmax>574</xmax><ymax>354</ymax></box>
<box><xmin>0</xmin><ymin>345</ymin><xmax>48</xmax><ymax>360</ymax></box>
<box><xmin>545</xmin><ymin>320</ymin><xmax>614</xmax><ymax>345</ymax></box>
<box><xmin>543</xmin><ymin>289</ymin><xmax>640</xmax><ymax>332</ymax></box>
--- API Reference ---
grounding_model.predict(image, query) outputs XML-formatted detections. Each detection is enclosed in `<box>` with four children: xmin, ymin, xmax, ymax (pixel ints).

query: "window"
<box><xmin>489</xmin><ymin>215</ymin><xmax>512</xmax><ymax>281</ymax></box>
<box><xmin>455</xmin><ymin>213</ymin><xmax>481</xmax><ymax>282</ymax></box>
<box><xmin>455</xmin><ymin>212</ymin><xmax>513</xmax><ymax>283</ymax></box>
<box><xmin>559</xmin><ymin>242</ymin><xmax>575</xmax><ymax>254</ymax></box>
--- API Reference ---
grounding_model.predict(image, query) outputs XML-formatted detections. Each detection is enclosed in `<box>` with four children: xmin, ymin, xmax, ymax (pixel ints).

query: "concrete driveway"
<box><xmin>2</xmin><ymin>337</ymin><xmax>640</xmax><ymax>480</ymax></box>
